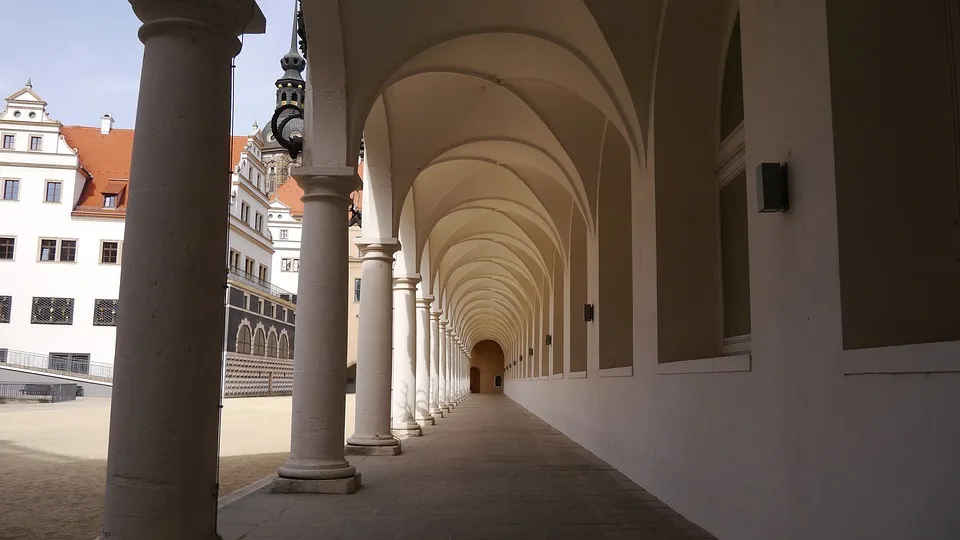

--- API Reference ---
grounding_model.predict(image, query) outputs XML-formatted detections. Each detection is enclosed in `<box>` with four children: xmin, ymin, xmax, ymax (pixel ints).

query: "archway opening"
<box><xmin>469</xmin><ymin>340</ymin><xmax>505</xmax><ymax>394</ymax></box>
<box><xmin>470</xmin><ymin>367</ymin><xmax>481</xmax><ymax>393</ymax></box>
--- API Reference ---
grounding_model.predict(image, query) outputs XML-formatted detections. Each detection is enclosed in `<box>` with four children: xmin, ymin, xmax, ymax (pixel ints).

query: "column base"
<box><xmin>429</xmin><ymin>407</ymin><xmax>444</xmax><ymax>418</ymax></box>
<box><xmin>271</xmin><ymin>473</ymin><xmax>361</xmax><ymax>495</ymax></box>
<box><xmin>345</xmin><ymin>443</ymin><xmax>402</xmax><ymax>456</ymax></box>
<box><xmin>415</xmin><ymin>414</ymin><xmax>436</xmax><ymax>426</ymax></box>
<box><xmin>391</xmin><ymin>426</ymin><xmax>422</xmax><ymax>438</ymax></box>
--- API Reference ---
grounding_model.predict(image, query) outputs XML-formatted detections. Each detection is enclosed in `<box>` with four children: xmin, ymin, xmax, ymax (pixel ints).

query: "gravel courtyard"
<box><xmin>0</xmin><ymin>395</ymin><xmax>356</xmax><ymax>540</ymax></box>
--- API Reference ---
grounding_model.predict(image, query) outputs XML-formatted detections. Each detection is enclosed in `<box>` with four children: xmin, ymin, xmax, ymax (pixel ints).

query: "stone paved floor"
<box><xmin>218</xmin><ymin>394</ymin><xmax>715</xmax><ymax>540</ymax></box>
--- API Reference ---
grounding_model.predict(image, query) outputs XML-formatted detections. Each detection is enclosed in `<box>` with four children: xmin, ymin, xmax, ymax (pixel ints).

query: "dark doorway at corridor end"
<box><xmin>469</xmin><ymin>340</ymin><xmax>504</xmax><ymax>394</ymax></box>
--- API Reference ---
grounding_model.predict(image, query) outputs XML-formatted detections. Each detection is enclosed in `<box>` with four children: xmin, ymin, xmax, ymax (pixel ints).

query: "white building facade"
<box><xmin>0</xmin><ymin>83</ymin><xmax>291</xmax><ymax>377</ymax></box>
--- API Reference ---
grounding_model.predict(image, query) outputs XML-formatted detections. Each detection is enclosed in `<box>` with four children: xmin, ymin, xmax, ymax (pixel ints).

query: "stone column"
<box><xmin>446</xmin><ymin>328</ymin><xmax>456</xmax><ymax>409</ymax></box>
<box><xmin>429</xmin><ymin>310</ymin><xmax>444</xmax><ymax>418</ymax></box>
<box><xmin>274</xmin><ymin>172</ymin><xmax>361</xmax><ymax>494</ymax></box>
<box><xmin>346</xmin><ymin>240</ymin><xmax>402</xmax><ymax>456</ymax></box>
<box><xmin>415</xmin><ymin>296</ymin><xmax>435</xmax><ymax>426</ymax></box>
<box><xmin>439</xmin><ymin>319</ymin><xmax>450</xmax><ymax>412</ymax></box>
<box><xmin>390</xmin><ymin>275</ymin><xmax>422</xmax><ymax>438</ymax></box>
<box><xmin>102</xmin><ymin>5</ymin><xmax>264</xmax><ymax>539</ymax></box>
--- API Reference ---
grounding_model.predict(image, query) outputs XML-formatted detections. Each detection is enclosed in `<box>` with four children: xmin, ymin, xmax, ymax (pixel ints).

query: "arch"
<box><xmin>278</xmin><ymin>331</ymin><xmax>290</xmax><ymax>360</ymax></box>
<box><xmin>253</xmin><ymin>327</ymin><xmax>266</xmax><ymax>357</ymax></box>
<box><xmin>236</xmin><ymin>320</ymin><xmax>252</xmax><ymax>355</ymax></box>
<box><xmin>266</xmin><ymin>329</ymin><xmax>279</xmax><ymax>358</ymax></box>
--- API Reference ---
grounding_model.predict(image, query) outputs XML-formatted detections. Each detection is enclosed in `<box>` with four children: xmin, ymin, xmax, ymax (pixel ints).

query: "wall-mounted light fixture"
<box><xmin>757</xmin><ymin>162</ymin><xmax>789</xmax><ymax>212</ymax></box>
<box><xmin>584</xmin><ymin>303</ymin><xmax>595</xmax><ymax>322</ymax></box>
<box><xmin>545</xmin><ymin>334</ymin><xmax>553</xmax><ymax>346</ymax></box>
<box><xmin>528</xmin><ymin>348</ymin><xmax>534</xmax><ymax>356</ymax></box>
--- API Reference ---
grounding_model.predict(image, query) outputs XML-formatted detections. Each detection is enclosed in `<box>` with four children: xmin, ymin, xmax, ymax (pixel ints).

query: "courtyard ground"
<box><xmin>0</xmin><ymin>395</ymin><xmax>356</xmax><ymax>540</ymax></box>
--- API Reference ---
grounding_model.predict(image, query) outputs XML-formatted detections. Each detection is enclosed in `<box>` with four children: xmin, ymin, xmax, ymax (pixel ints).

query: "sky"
<box><xmin>0</xmin><ymin>0</ymin><xmax>296</xmax><ymax>134</ymax></box>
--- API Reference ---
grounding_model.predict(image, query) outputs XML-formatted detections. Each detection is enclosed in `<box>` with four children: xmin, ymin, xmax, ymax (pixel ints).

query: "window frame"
<box><xmin>30</xmin><ymin>296</ymin><xmax>75</xmax><ymax>325</ymax></box>
<box><xmin>2</xmin><ymin>178</ymin><xmax>20</xmax><ymax>201</ymax></box>
<box><xmin>354</xmin><ymin>278</ymin><xmax>362</xmax><ymax>303</ymax></box>
<box><xmin>92</xmin><ymin>299</ymin><xmax>119</xmax><ymax>326</ymax></box>
<box><xmin>0</xmin><ymin>236</ymin><xmax>16</xmax><ymax>261</ymax></box>
<box><xmin>44</xmin><ymin>181</ymin><xmax>62</xmax><ymax>203</ymax></box>
<box><xmin>0</xmin><ymin>295</ymin><xmax>11</xmax><ymax>323</ymax></box>
<box><xmin>103</xmin><ymin>194</ymin><xmax>118</xmax><ymax>209</ymax></box>
<box><xmin>100</xmin><ymin>240</ymin><xmax>122</xmax><ymax>264</ymax></box>
<box><xmin>38</xmin><ymin>237</ymin><xmax>78</xmax><ymax>263</ymax></box>
<box><xmin>279</xmin><ymin>229</ymin><xmax>289</xmax><ymax>240</ymax></box>
<box><xmin>28</xmin><ymin>135</ymin><xmax>43</xmax><ymax>152</ymax></box>
<box><xmin>1</xmin><ymin>133</ymin><xmax>15</xmax><ymax>150</ymax></box>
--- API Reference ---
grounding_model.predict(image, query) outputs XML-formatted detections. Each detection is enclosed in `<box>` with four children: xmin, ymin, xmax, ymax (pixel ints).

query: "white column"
<box><xmin>429</xmin><ymin>310</ymin><xmax>444</xmax><ymax>418</ymax></box>
<box><xmin>346</xmin><ymin>240</ymin><xmax>401</xmax><ymax>455</ymax></box>
<box><xmin>274</xmin><ymin>173</ymin><xmax>361</xmax><ymax>493</ymax></box>
<box><xmin>102</xmin><ymin>5</ymin><xmax>264</xmax><ymax>538</ymax></box>
<box><xmin>390</xmin><ymin>275</ymin><xmax>421</xmax><ymax>438</ymax></box>
<box><xmin>439</xmin><ymin>319</ymin><xmax>450</xmax><ymax>411</ymax></box>
<box><xmin>447</xmin><ymin>329</ymin><xmax>456</xmax><ymax>408</ymax></box>
<box><xmin>416</xmin><ymin>296</ymin><xmax>435</xmax><ymax>426</ymax></box>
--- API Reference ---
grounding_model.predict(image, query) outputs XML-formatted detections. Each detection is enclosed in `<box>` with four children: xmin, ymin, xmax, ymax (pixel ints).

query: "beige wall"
<box><xmin>346</xmin><ymin>224</ymin><xmax>361</xmax><ymax>367</ymax></box>
<box><xmin>469</xmin><ymin>340</ymin><xmax>504</xmax><ymax>394</ymax></box>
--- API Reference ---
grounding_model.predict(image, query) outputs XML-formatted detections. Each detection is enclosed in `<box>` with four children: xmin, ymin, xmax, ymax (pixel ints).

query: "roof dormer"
<box><xmin>2</xmin><ymin>79</ymin><xmax>56</xmax><ymax>124</ymax></box>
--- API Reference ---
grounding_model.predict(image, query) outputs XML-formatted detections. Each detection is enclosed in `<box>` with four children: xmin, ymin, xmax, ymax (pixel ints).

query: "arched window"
<box><xmin>237</xmin><ymin>324</ymin><xmax>252</xmax><ymax>355</ymax></box>
<box><xmin>267</xmin><ymin>330</ymin><xmax>278</xmax><ymax>357</ymax></box>
<box><xmin>253</xmin><ymin>328</ymin><xmax>266</xmax><ymax>356</ymax></box>
<box><xmin>494</xmin><ymin>375</ymin><xmax>503</xmax><ymax>388</ymax></box>
<box><xmin>716</xmin><ymin>14</ymin><xmax>751</xmax><ymax>353</ymax></box>
<box><xmin>281</xmin><ymin>92</ymin><xmax>287</xmax><ymax>102</ymax></box>
<box><xmin>278</xmin><ymin>333</ymin><xmax>290</xmax><ymax>359</ymax></box>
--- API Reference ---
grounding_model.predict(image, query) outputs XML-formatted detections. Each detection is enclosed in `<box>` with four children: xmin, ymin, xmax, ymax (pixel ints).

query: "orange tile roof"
<box><xmin>61</xmin><ymin>126</ymin><xmax>135</xmax><ymax>217</ymax></box>
<box><xmin>62</xmin><ymin>127</ymin><xmax>251</xmax><ymax>218</ymax></box>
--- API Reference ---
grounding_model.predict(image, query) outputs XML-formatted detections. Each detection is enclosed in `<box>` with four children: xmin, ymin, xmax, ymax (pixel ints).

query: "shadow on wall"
<box><xmin>469</xmin><ymin>340</ymin><xmax>505</xmax><ymax>394</ymax></box>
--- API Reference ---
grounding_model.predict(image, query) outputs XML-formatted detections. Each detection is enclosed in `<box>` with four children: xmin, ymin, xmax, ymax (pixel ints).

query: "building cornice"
<box><xmin>229</xmin><ymin>220</ymin><xmax>275</xmax><ymax>252</ymax></box>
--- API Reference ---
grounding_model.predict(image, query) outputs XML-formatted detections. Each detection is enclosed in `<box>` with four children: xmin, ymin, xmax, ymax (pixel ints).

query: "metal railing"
<box><xmin>0</xmin><ymin>348</ymin><xmax>114</xmax><ymax>382</ymax></box>
<box><xmin>228</xmin><ymin>268</ymin><xmax>297</xmax><ymax>303</ymax></box>
<box><xmin>0</xmin><ymin>382</ymin><xmax>78</xmax><ymax>404</ymax></box>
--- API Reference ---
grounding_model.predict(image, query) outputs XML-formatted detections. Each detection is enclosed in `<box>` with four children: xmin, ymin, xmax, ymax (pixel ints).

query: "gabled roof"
<box><xmin>61</xmin><ymin>126</ymin><xmax>135</xmax><ymax>217</ymax></box>
<box><xmin>5</xmin><ymin>86</ymin><xmax>46</xmax><ymax>105</ymax></box>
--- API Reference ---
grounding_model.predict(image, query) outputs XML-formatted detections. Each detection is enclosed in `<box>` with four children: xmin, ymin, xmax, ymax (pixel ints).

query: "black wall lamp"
<box><xmin>545</xmin><ymin>334</ymin><xmax>553</xmax><ymax>346</ymax></box>
<box><xmin>528</xmin><ymin>348</ymin><xmax>534</xmax><ymax>356</ymax></box>
<box><xmin>584</xmin><ymin>303</ymin><xmax>595</xmax><ymax>322</ymax></box>
<box><xmin>757</xmin><ymin>162</ymin><xmax>789</xmax><ymax>212</ymax></box>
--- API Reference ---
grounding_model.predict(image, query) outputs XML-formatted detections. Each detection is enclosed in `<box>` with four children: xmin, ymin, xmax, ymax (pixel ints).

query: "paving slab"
<box><xmin>218</xmin><ymin>394</ymin><xmax>716</xmax><ymax>540</ymax></box>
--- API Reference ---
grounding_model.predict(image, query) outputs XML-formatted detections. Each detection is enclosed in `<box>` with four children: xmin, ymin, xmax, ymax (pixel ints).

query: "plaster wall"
<box><xmin>470</xmin><ymin>340</ymin><xmax>504</xmax><ymax>394</ymax></box>
<box><xmin>507</xmin><ymin>2</ymin><xmax>960</xmax><ymax>540</ymax></box>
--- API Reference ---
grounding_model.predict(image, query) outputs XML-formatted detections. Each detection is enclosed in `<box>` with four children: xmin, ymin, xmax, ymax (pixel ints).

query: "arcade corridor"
<box><xmin>218</xmin><ymin>395</ymin><xmax>713</xmax><ymax>540</ymax></box>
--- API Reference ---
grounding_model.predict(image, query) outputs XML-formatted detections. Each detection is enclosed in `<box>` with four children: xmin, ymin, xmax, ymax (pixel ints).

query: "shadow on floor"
<box><xmin>0</xmin><ymin>439</ymin><xmax>288</xmax><ymax>540</ymax></box>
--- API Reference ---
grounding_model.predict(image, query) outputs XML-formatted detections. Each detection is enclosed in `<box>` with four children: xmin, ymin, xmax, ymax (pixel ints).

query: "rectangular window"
<box><xmin>31</xmin><ymin>297</ymin><xmax>74</xmax><ymax>325</ymax></box>
<box><xmin>2</xmin><ymin>179</ymin><xmax>19</xmax><ymax>200</ymax></box>
<box><xmin>39</xmin><ymin>239</ymin><xmax>57</xmax><ymax>261</ymax></box>
<box><xmin>0</xmin><ymin>296</ymin><xmax>11</xmax><ymax>323</ymax></box>
<box><xmin>93</xmin><ymin>299</ymin><xmax>119</xmax><ymax>326</ymax></box>
<box><xmin>229</xmin><ymin>249</ymin><xmax>240</xmax><ymax>269</ymax></box>
<box><xmin>281</xmin><ymin>258</ymin><xmax>300</xmax><ymax>272</ymax></box>
<box><xmin>244</xmin><ymin>257</ymin><xmax>255</xmax><ymax>276</ymax></box>
<box><xmin>255</xmin><ymin>212</ymin><xmax>264</xmax><ymax>232</ymax></box>
<box><xmin>719</xmin><ymin>171</ymin><xmax>752</xmax><ymax>349</ymax></box>
<box><xmin>103</xmin><ymin>194</ymin><xmax>117</xmax><ymax>208</ymax></box>
<box><xmin>242</xmin><ymin>293</ymin><xmax>250</xmax><ymax>310</ymax></box>
<box><xmin>40</xmin><ymin>238</ymin><xmax>75</xmax><ymax>262</ymax></box>
<box><xmin>44</xmin><ymin>181</ymin><xmax>62</xmax><ymax>203</ymax></box>
<box><xmin>279</xmin><ymin>229</ymin><xmax>289</xmax><ymax>240</ymax></box>
<box><xmin>2</xmin><ymin>134</ymin><xmax>14</xmax><ymax>149</ymax></box>
<box><xmin>250</xmin><ymin>296</ymin><xmax>262</xmax><ymax>314</ymax></box>
<box><xmin>0</xmin><ymin>237</ymin><xmax>14</xmax><ymax>260</ymax></box>
<box><xmin>29</xmin><ymin>136</ymin><xmax>42</xmax><ymax>151</ymax></box>
<box><xmin>240</xmin><ymin>202</ymin><xmax>250</xmax><ymax>223</ymax></box>
<box><xmin>60</xmin><ymin>240</ymin><xmax>76</xmax><ymax>262</ymax></box>
<box><xmin>276</xmin><ymin>307</ymin><xmax>285</xmax><ymax>321</ymax></box>
<box><xmin>354</xmin><ymin>278</ymin><xmax>362</xmax><ymax>303</ymax></box>
<box><xmin>101</xmin><ymin>241</ymin><xmax>120</xmax><ymax>264</ymax></box>
<box><xmin>258</xmin><ymin>264</ymin><xmax>268</xmax><ymax>283</ymax></box>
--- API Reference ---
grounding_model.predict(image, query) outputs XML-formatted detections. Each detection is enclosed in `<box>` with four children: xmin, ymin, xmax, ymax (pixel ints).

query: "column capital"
<box><xmin>438</xmin><ymin>319</ymin><xmax>448</xmax><ymax>329</ymax></box>
<box><xmin>356</xmin><ymin>238</ymin><xmax>400</xmax><ymax>261</ymax></box>
<box><xmin>430</xmin><ymin>310</ymin><xmax>442</xmax><ymax>320</ymax></box>
<box><xmin>417</xmin><ymin>295</ymin><xmax>435</xmax><ymax>309</ymax></box>
<box><xmin>294</xmin><ymin>169</ymin><xmax>362</xmax><ymax>202</ymax></box>
<box><xmin>132</xmin><ymin>0</ymin><xmax>266</xmax><ymax>52</ymax></box>
<box><xmin>393</xmin><ymin>274</ymin><xmax>421</xmax><ymax>291</ymax></box>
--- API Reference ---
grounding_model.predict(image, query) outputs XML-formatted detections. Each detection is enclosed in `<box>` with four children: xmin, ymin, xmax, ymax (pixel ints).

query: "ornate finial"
<box><xmin>252</xmin><ymin>120</ymin><xmax>259</xmax><ymax>132</ymax></box>
<box><xmin>280</xmin><ymin>1</ymin><xmax>305</xmax><ymax>80</ymax></box>
<box><xmin>25</xmin><ymin>78</ymin><xmax>32</xmax><ymax>88</ymax></box>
